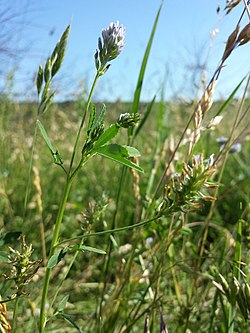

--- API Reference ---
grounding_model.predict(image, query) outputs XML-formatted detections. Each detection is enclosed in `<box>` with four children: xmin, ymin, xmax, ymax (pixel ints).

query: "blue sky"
<box><xmin>3</xmin><ymin>0</ymin><xmax>250</xmax><ymax>101</ymax></box>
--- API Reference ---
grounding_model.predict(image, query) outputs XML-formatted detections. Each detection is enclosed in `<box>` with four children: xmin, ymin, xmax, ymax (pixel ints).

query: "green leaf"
<box><xmin>37</xmin><ymin>119</ymin><xmax>55</xmax><ymax>152</ymax></box>
<box><xmin>86</xmin><ymin>103</ymin><xmax>96</xmax><ymax>136</ymax></box>
<box><xmin>56</xmin><ymin>313</ymin><xmax>82</xmax><ymax>332</ymax></box>
<box><xmin>215</xmin><ymin>76</ymin><xmax>246</xmax><ymax>117</ymax></box>
<box><xmin>47</xmin><ymin>248</ymin><xmax>68</xmax><ymax>269</ymax></box>
<box><xmin>93</xmin><ymin>124</ymin><xmax>119</xmax><ymax>149</ymax></box>
<box><xmin>123</xmin><ymin>145</ymin><xmax>141</xmax><ymax>157</ymax></box>
<box><xmin>93</xmin><ymin>104</ymin><xmax>106</xmax><ymax>128</ymax></box>
<box><xmin>78</xmin><ymin>245</ymin><xmax>106</xmax><ymax>255</ymax></box>
<box><xmin>57</xmin><ymin>295</ymin><xmax>69</xmax><ymax>312</ymax></box>
<box><xmin>95</xmin><ymin>144</ymin><xmax>144</xmax><ymax>173</ymax></box>
<box><xmin>0</xmin><ymin>251</ymin><xmax>9</xmax><ymax>263</ymax></box>
<box><xmin>37</xmin><ymin>119</ymin><xmax>63</xmax><ymax>164</ymax></box>
<box><xmin>0</xmin><ymin>231</ymin><xmax>22</xmax><ymax>246</ymax></box>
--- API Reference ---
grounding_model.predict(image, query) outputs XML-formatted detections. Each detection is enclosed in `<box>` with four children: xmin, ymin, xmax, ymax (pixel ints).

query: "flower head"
<box><xmin>117</xmin><ymin>112</ymin><xmax>140</xmax><ymax>128</ymax></box>
<box><xmin>101</xmin><ymin>21</ymin><xmax>125</xmax><ymax>58</ymax></box>
<box><xmin>95</xmin><ymin>21</ymin><xmax>125</xmax><ymax>74</ymax></box>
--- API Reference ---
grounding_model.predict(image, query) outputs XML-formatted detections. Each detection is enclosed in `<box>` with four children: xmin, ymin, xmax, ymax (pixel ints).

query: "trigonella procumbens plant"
<box><xmin>37</xmin><ymin>22</ymin><xmax>142</xmax><ymax>332</ymax></box>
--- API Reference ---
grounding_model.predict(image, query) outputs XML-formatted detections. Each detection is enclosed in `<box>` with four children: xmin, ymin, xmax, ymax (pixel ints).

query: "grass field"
<box><xmin>0</xmin><ymin>2</ymin><xmax>250</xmax><ymax>332</ymax></box>
<box><xmin>0</xmin><ymin>96</ymin><xmax>249</xmax><ymax>332</ymax></box>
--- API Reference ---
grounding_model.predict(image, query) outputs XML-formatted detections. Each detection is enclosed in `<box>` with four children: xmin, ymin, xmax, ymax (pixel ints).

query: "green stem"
<box><xmin>56</xmin><ymin>215</ymin><xmax>160</xmax><ymax>247</ymax></box>
<box><xmin>39</xmin><ymin>177</ymin><xmax>73</xmax><ymax>332</ymax></box>
<box><xmin>39</xmin><ymin>71</ymin><xmax>100</xmax><ymax>332</ymax></box>
<box><xmin>227</xmin><ymin>302</ymin><xmax>236</xmax><ymax>333</ymax></box>
<box><xmin>49</xmin><ymin>237</ymin><xmax>84</xmax><ymax>311</ymax></box>
<box><xmin>12</xmin><ymin>297</ymin><xmax>19</xmax><ymax>332</ymax></box>
<box><xmin>69</xmin><ymin>71</ymin><xmax>100</xmax><ymax>174</ymax></box>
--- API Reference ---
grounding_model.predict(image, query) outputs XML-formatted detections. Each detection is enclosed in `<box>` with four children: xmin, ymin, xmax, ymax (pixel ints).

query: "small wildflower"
<box><xmin>216</xmin><ymin>136</ymin><xmax>228</xmax><ymax>145</ymax></box>
<box><xmin>207</xmin><ymin>154</ymin><xmax>214</xmax><ymax>167</ymax></box>
<box><xmin>207</xmin><ymin>115</ymin><xmax>223</xmax><ymax>129</ymax></box>
<box><xmin>216</xmin><ymin>137</ymin><xmax>242</xmax><ymax>153</ymax></box>
<box><xmin>145</xmin><ymin>237</ymin><xmax>154</xmax><ymax>247</ymax></box>
<box><xmin>95</xmin><ymin>21</ymin><xmax>125</xmax><ymax>74</ymax></box>
<box><xmin>230</xmin><ymin>142</ymin><xmax>241</xmax><ymax>153</ymax></box>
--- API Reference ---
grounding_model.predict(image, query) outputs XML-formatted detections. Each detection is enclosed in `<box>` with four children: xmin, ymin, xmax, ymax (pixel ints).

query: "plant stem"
<box><xmin>39</xmin><ymin>71</ymin><xmax>100</xmax><ymax>332</ymax></box>
<box><xmin>12</xmin><ymin>297</ymin><xmax>19</xmax><ymax>333</ymax></box>
<box><xmin>49</xmin><ymin>237</ymin><xmax>84</xmax><ymax>310</ymax></box>
<box><xmin>69</xmin><ymin>71</ymin><xmax>99</xmax><ymax>174</ymax></box>
<box><xmin>56</xmin><ymin>215</ymin><xmax>160</xmax><ymax>246</ymax></box>
<box><xmin>39</xmin><ymin>177</ymin><xmax>73</xmax><ymax>332</ymax></box>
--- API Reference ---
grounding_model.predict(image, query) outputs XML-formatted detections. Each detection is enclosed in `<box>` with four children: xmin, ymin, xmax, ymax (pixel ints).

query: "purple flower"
<box><xmin>101</xmin><ymin>21</ymin><xmax>125</xmax><ymax>58</ymax></box>
<box><xmin>230</xmin><ymin>143</ymin><xmax>241</xmax><ymax>153</ymax></box>
<box><xmin>95</xmin><ymin>21</ymin><xmax>125</xmax><ymax>73</ymax></box>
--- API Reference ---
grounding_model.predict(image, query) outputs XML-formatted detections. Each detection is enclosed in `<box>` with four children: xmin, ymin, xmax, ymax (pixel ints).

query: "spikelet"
<box><xmin>200</xmin><ymin>79</ymin><xmax>217</xmax><ymax>115</ymax></box>
<box><xmin>193</xmin><ymin>104</ymin><xmax>202</xmax><ymax>143</ymax></box>
<box><xmin>221</xmin><ymin>24</ymin><xmax>240</xmax><ymax>62</ymax></box>
<box><xmin>236</xmin><ymin>23</ymin><xmax>250</xmax><ymax>46</ymax></box>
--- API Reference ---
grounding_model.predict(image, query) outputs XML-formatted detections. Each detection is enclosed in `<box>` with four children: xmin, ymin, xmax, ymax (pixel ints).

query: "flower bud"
<box><xmin>117</xmin><ymin>113</ymin><xmax>140</xmax><ymax>128</ymax></box>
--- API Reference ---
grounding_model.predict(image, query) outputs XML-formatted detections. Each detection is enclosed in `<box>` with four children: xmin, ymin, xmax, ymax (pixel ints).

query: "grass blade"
<box><xmin>130</xmin><ymin>1</ymin><xmax>163</xmax><ymax>117</ymax></box>
<box><xmin>215</xmin><ymin>76</ymin><xmax>246</xmax><ymax>117</ymax></box>
<box><xmin>134</xmin><ymin>94</ymin><xmax>156</xmax><ymax>137</ymax></box>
